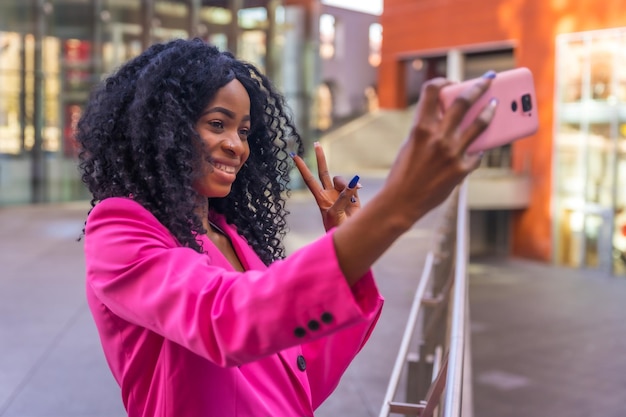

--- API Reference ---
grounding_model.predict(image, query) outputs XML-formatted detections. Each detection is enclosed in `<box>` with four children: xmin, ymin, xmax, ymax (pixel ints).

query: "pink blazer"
<box><xmin>84</xmin><ymin>197</ymin><xmax>384</xmax><ymax>417</ymax></box>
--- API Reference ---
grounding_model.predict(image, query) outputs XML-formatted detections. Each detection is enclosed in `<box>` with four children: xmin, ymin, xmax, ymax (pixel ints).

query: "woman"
<box><xmin>77</xmin><ymin>38</ymin><xmax>495</xmax><ymax>417</ymax></box>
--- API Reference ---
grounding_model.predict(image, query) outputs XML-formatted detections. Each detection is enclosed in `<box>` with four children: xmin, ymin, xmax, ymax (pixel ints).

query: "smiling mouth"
<box><xmin>209</xmin><ymin>161</ymin><xmax>237</xmax><ymax>174</ymax></box>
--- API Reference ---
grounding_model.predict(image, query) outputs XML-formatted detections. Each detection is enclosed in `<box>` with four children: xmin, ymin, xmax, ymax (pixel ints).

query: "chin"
<box><xmin>201</xmin><ymin>187</ymin><xmax>232</xmax><ymax>199</ymax></box>
<box><xmin>193</xmin><ymin>177</ymin><xmax>229</xmax><ymax>196</ymax></box>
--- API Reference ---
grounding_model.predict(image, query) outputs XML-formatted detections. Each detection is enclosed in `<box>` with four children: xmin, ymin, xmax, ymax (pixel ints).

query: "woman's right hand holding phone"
<box><xmin>332</xmin><ymin>72</ymin><xmax>498</xmax><ymax>285</ymax></box>
<box><xmin>384</xmin><ymin>71</ymin><xmax>498</xmax><ymax>222</ymax></box>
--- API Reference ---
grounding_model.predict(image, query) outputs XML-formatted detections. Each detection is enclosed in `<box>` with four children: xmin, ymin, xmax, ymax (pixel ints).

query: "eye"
<box><xmin>208</xmin><ymin>120</ymin><xmax>224</xmax><ymax>130</ymax></box>
<box><xmin>239</xmin><ymin>127</ymin><xmax>250</xmax><ymax>138</ymax></box>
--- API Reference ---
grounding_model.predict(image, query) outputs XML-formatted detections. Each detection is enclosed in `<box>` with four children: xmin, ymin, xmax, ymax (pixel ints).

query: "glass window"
<box><xmin>368</xmin><ymin>23</ymin><xmax>382</xmax><ymax>67</ymax></box>
<box><xmin>239</xmin><ymin>7</ymin><xmax>267</xmax><ymax>30</ymax></box>
<box><xmin>319</xmin><ymin>14</ymin><xmax>335</xmax><ymax>60</ymax></box>
<box><xmin>554</xmin><ymin>28</ymin><xmax>626</xmax><ymax>275</ymax></box>
<box><xmin>154</xmin><ymin>0</ymin><xmax>189</xmax><ymax>42</ymax></box>
<box><xmin>0</xmin><ymin>0</ymin><xmax>276</xmax><ymax>205</ymax></box>
<box><xmin>240</xmin><ymin>30</ymin><xmax>266</xmax><ymax>73</ymax></box>
<box><xmin>0</xmin><ymin>32</ymin><xmax>27</xmax><ymax>155</ymax></box>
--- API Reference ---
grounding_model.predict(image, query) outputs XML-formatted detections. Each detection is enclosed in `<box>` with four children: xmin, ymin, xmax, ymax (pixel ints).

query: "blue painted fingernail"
<box><xmin>289</xmin><ymin>152</ymin><xmax>296</xmax><ymax>158</ymax></box>
<box><xmin>482</xmin><ymin>70</ymin><xmax>496</xmax><ymax>79</ymax></box>
<box><xmin>348</xmin><ymin>175</ymin><xmax>360</xmax><ymax>189</ymax></box>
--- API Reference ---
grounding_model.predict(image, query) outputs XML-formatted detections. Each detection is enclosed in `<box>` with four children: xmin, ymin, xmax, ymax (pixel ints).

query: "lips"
<box><xmin>210</xmin><ymin>161</ymin><xmax>237</xmax><ymax>174</ymax></box>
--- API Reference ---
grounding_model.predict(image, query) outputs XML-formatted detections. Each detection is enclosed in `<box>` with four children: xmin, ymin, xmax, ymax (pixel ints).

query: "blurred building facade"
<box><xmin>380</xmin><ymin>0</ymin><xmax>626</xmax><ymax>276</ymax></box>
<box><xmin>315</xmin><ymin>5</ymin><xmax>379</xmax><ymax>129</ymax></box>
<box><xmin>0</xmin><ymin>0</ymin><xmax>378</xmax><ymax>205</ymax></box>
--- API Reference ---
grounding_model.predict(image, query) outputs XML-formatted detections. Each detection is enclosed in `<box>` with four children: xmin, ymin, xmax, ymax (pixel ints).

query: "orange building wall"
<box><xmin>379</xmin><ymin>0</ymin><xmax>626</xmax><ymax>261</ymax></box>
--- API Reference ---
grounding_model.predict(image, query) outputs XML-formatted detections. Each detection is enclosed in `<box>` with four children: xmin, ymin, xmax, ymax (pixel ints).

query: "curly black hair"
<box><xmin>76</xmin><ymin>38</ymin><xmax>303</xmax><ymax>265</ymax></box>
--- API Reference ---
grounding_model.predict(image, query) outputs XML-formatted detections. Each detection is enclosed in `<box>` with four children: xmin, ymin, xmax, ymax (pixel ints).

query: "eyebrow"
<box><xmin>202</xmin><ymin>106</ymin><xmax>250</xmax><ymax>122</ymax></box>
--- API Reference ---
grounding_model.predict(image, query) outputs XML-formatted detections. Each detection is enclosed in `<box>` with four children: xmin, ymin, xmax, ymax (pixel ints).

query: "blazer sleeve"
<box><xmin>84</xmin><ymin>198</ymin><xmax>383</xmax><ymax>368</ymax></box>
<box><xmin>300</xmin><ymin>271</ymin><xmax>383</xmax><ymax>410</ymax></box>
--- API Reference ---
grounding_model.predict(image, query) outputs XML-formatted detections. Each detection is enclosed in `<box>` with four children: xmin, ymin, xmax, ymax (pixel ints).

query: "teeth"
<box><xmin>211</xmin><ymin>162</ymin><xmax>236</xmax><ymax>174</ymax></box>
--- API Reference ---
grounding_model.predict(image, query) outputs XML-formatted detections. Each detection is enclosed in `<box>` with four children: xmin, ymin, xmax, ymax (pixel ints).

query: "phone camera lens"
<box><xmin>511</xmin><ymin>101</ymin><xmax>518</xmax><ymax>112</ymax></box>
<box><xmin>521</xmin><ymin>94</ymin><xmax>532</xmax><ymax>112</ymax></box>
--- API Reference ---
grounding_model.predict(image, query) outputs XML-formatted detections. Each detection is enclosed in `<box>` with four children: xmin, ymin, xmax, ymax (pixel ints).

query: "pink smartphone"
<box><xmin>439</xmin><ymin>67</ymin><xmax>539</xmax><ymax>154</ymax></box>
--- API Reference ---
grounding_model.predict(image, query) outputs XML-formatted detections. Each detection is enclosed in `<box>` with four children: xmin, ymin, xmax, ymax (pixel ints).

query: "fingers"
<box><xmin>292</xmin><ymin>143</ymin><xmax>332</xmax><ymax>192</ymax></box>
<box><xmin>333</xmin><ymin>176</ymin><xmax>362</xmax><ymax>193</ymax></box>
<box><xmin>332</xmin><ymin>188</ymin><xmax>357</xmax><ymax>210</ymax></box>
<box><xmin>291</xmin><ymin>147</ymin><xmax>362</xmax><ymax>216</ymax></box>
<box><xmin>333</xmin><ymin>175</ymin><xmax>360</xmax><ymax>201</ymax></box>
<box><xmin>346</xmin><ymin>175</ymin><xmax>360</xmax><ymax>205</ymax></box>
<box><xmin>333</xmin><ymin>176</ymin><xmax>347</xmax><ymax>192</ymax></box>
<box><xmin>329</xmin><ymin>175</ymin><xmax>361</xmax><ymax>213</ymax></box>
<box><xmin>441</xmin><ymin>71</ymin><xmax>495</xmax><ymax>138</ymax></box>
<box><xmin>290</xmin><ymin>152</ymin><xmax>323</xmax><ymax>196</ymax></box>
<box><xmin>459</xmin><ymin>98</ymin><xmax>498</xmax><ymax>153</ymax></box>
<box><xmin>414</xmin><ymin>78</ymin><xmax>454</xmax><ymax>125</ymax></box>
<box><xmin>314</xmin><ymin>142</ymin><xmax>333</xmax><ymax>189</ymax></box>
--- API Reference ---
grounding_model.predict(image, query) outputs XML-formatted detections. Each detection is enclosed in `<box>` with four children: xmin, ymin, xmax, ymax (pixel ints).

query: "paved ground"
<box><xmin>1</xmin><ymin>176</ymin><xmax>626</xmax><ymax>417</ymax></box>
<box><xmin>469</xmin><ymin>257</ymin><xmax>626</xmax><ymax>417</ymax></box>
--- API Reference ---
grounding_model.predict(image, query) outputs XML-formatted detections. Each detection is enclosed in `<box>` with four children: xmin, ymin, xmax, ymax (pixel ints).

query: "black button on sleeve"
<box><xmin>307</xmin><ymin>320</ymin><xmax>320</xmax><ymax>331</ymax></box>
<box><xmin>320</xmin><ymin>312</ymin><xmax>334</xmax><ymax>324</ymax></box>
<box><xmin>294</xmin><ymin>327</ymin><xmax>306</xmax><ymax>338</ymax></box>
<box><xmin>297</xmin><ymin>355</ymin><xmax>307</xmax><ymax>371</ymax></box>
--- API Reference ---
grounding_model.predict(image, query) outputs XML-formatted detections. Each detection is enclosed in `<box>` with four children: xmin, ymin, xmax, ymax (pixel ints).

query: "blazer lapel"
<box><xmin>209</xmin><ymin>215</ymin><xmax>266</xmax><ymax>271</ymax></box>
<box><xmin>209</xmin><ymin>215</ymin><xmax>312</xmax><ymax>402</ymax></box>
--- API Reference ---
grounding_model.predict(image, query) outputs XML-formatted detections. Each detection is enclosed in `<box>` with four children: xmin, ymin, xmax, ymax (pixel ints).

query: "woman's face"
<box><xmin>193</xmin><ymin>79</ymin><xmax>251</xmax><ymax>198</ymax></box>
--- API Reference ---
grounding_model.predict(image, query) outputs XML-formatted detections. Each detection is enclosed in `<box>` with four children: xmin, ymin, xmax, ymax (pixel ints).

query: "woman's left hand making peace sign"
<box><xmin>291</xmin><ymin>142</ymin><xmax>361</xmax><ymax>231</ymax></box>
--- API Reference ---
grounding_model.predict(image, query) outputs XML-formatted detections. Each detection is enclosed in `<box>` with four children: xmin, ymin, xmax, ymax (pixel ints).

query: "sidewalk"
<box><xmin>469</xmin><ymin>257</ymin><xmax>626</xmax><ymax>417</ymax></box>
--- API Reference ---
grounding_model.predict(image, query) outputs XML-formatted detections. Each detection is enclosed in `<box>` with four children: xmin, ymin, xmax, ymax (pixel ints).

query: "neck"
<box><xmin>195</xmin><ymin>199</ymin><xmax>210</xmax><ymax>232</ymax></box>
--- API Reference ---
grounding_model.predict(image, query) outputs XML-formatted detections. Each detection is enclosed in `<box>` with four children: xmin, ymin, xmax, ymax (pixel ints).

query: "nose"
<box><xmin>222</xmin><ymin>136</ymin><xmax>245</xmax><ymax>157</ymax></box>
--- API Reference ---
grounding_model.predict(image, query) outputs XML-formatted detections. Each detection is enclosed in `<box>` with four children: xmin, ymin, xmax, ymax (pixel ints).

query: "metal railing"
<box><xmin>379</xmin><ymin>180</ymin><xmax>472</xmax><ymax>417</ymax></box>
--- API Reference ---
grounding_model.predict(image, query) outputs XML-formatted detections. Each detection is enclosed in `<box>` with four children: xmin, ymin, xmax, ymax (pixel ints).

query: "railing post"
<box><xmin>442</xmin><ymin>180</ymin><xmax>471</xmax><ymax>417</ymax></box>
